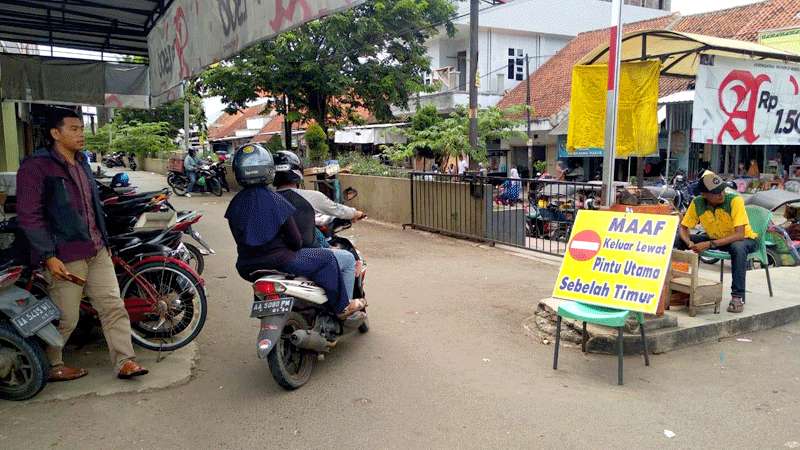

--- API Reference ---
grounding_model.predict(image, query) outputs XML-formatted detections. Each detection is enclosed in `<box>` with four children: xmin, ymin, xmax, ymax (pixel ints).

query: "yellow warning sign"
<box><xmin>552</xmin><ymin>210</ymin><xmax>679</xmax><ymax>314</ymax></box>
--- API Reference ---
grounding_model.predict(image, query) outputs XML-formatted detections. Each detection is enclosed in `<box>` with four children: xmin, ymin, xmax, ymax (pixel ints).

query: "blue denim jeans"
<box><xmin>186</xmin><ymin>171</ymin><xmax>197</xmax><ymax>193</ymax></box>
<box><xmin>331</xmin><ymin>249</ymin><xmax>356</xmax><ymax>300</ymax></box>
<box><xmin>680</xmin><ymin>234</ymin><xmax>757</xmax><ymax>298</ymax></box>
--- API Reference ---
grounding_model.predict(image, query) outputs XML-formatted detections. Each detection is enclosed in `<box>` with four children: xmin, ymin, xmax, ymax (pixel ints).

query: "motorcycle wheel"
<box><xmin>172</xmin><ymin>177</ymin><xmax>188</xmax><ymax>196</ymax></box>
<box><xmin>166</xmin><ymin>172</ymin><xmax>177</xmax><ymax>188</ymax></box>
<box><xmin>121</xmin><ymin>262</ymin><xmax>207</xmax><ymax>352</ymax></box>
<box><xmin>183</xmin><ymin>242</ymin><xmax>205</xmax><ymax>275</ymax></box>
<box><xmin>0</xmin><ymin>321</ymin><xmax>49</xmax><ymax>401</ymax></box>
<box><xmin>267</xmin><ymin>312</ymin><xmax>315</xmax><ymax>390</ymax></box>
<box><xmin>210</xmin><ymin>178</ymin><xmax>223</xmax><ymax>197</ymax></box>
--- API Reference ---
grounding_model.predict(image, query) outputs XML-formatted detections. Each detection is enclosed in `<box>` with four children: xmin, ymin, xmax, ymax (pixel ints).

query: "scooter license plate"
<box><xmin>11</xmin><ymin>298</ymin><xmax>60</xmax><ymax>337</ymax></box>
<box><xmin>250</xmin><ymin>298</ymin><xmax>293</xmax><ymax>318</ymax></box>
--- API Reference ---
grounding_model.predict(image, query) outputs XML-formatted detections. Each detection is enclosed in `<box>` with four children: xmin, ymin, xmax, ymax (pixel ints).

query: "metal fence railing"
<box><xmin>407</xmin><ymin>172</ymin><xmax>602</xmax><ymax>256</ymax></box>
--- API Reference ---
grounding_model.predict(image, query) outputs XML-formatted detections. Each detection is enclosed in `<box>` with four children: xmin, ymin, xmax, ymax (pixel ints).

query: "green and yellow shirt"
<box><xmin>681</xmin><ymin>193</ymin><xmax>757</xmax><ymax>240</ymax></box>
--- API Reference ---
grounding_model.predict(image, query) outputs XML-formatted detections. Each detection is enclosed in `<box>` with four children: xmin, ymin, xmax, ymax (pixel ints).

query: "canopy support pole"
<box><xmin>665</xmin><ymin>107</ymin><xmax>672</xmax><ymax>182</ymax></box>
<box><xmin>602</xmin><ymin>0</ymin><xmax>623</xmax><ymax>206</ymax></box>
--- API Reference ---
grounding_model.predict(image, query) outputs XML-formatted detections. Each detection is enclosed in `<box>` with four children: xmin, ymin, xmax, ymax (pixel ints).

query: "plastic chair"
<box><xmin>701</xmin><ymin>205</ymin><xmax>773</xmax><ymax>297</ymax></box>
<box><xmin>552</xmin><ymin>301</ymin><xmax>649</xmax><ymax>386</ymax></box>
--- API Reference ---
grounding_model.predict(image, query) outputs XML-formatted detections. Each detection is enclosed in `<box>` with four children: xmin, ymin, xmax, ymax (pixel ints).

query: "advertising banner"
<box><xmin>567</xmin><ymin>61</ymin><xmax>660</xmax><ymax>157</ymax></box>
<box><xmin>147</xmin><ymin>0</ymin><xmax>363</xmax><ymax>105</ymax></box>
<box><xmin>552</xmin><ymin>210</ymin><xmax>678</xmax><ymax>315</ymax></box>
<box><xmin>692</xmin><ymin>55</ymin><xmax>800</xmax><ymax>145</ymax></box>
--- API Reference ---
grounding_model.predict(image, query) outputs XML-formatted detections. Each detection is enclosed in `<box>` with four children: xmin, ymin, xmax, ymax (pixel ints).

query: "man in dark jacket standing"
<box><xmin>16</xmin><ymin>108</ymin><xmax>148</xmax><ymax>381</ymax></box>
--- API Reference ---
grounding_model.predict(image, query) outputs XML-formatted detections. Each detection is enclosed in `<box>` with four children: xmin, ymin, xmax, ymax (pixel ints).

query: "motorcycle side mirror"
<box><xmin>344</xmin><ymin>187</ymin><xmax>358</xmax><ymax>201</ymax></box>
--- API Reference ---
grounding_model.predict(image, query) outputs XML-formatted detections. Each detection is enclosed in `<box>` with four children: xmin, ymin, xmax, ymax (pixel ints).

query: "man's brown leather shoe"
<box><xmin>117</xmin><ymin>360</ymin><xmax>149</xmax><ymax>379</ymax></box>
<box><xmin>48</xmin><ymin>365</ymin><xmax>88</xmax><ymax>382</ymax></box>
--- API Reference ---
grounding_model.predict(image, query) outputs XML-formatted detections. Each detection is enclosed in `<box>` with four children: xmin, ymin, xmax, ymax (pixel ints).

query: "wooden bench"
<box><xmin>669</xmin><ymin>250</ymin><xmax>722</xmax><ymax>317</ymax></box>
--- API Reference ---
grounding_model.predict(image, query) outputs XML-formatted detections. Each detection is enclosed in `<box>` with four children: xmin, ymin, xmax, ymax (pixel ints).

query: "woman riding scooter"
<box><xmin>224</xmin><ymin>144</ymin><xmax>364</xmax><ymax>318</ymax></box>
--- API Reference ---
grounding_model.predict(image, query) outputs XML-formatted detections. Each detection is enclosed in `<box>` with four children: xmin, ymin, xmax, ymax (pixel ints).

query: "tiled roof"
<box><xmin>249</xmin><ymin>115</ymin><xmax>303</xmax><ymax>143</ymax></box>
<box><xmin>497</xmin><ymin>0</ymin><xmax>800</xmax><ymax>120</ymax></box>
<box><xmin>206</xmin><ymin>105</ymin><xmax>266</xmax><ymax>140</ymax></box>
<box><xmin>496</xmin><ymin>14</ymin><xmax>679</xmax><ymax>119</ymax></box>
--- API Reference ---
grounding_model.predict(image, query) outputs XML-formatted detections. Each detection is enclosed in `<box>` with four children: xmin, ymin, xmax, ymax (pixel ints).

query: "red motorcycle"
<box><xmin>22</xmin><ymin>236</ymin><xmax>207</xmax><ymax>352</ymax></box>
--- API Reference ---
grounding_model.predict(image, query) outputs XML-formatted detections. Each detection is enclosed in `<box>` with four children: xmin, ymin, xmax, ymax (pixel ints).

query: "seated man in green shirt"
<box><xmin>677</xmin><ymin>171</ymin><xmax>757</xmax><ymax>313</ymax></box>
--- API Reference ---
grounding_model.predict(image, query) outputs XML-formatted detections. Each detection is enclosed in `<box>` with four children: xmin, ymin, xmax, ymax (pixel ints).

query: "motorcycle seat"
<box><xmin>108</xmin><ymin>235</ymin><xmax>142</xmax><ymax>250</ymax></box>
<box><xmin>248</xmin><ymin>269</ymin><xmax>296</xmax><ymax>279</ymax></box>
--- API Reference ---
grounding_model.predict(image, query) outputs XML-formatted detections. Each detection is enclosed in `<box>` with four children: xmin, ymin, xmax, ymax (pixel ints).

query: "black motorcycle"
<box><xmin>171</xmin><ymin>163</ymin><xmax>223</xmax><ymax>197</ymax></box>
<box><xmin>210</xmin><ymin>161</ymin><xmax>230</xmax><ymax>192</ymax></box>
<box><xmin>127</xmin><ymin>153</ymin><xmax>138</xmax><ymax>171</ymax></box>
<box><xmin>102</xmin><ymin>152</ymin><xmax>126</xmax><ymax>168</ymax></box>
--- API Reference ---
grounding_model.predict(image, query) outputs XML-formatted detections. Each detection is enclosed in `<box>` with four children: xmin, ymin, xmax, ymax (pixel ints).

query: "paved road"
<box><xmin>2</xmin><ymin>171</ymin><xmax>799</xmax><ymax>449</ymax></box>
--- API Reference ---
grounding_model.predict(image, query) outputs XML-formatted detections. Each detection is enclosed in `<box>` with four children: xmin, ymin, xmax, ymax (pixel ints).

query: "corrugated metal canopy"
<box><xmin>578</xmin><ymin>29</ymin><xmax>800</xmax><ymax>78</ymax></box>
<box><xmin>0</xmin><ymin>0</ymin><xmax>169</xmax><ymax>57</ymax></box>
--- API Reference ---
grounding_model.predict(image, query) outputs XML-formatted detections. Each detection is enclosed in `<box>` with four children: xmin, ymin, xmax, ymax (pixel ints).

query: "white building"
<box><xmin>394</xmin><ymin>0</ymin><xmax>670</xmax><ymax>115</ymax></box>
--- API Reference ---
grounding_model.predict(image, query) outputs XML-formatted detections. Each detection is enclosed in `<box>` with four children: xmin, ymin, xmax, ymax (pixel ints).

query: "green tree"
<box><xmin>389</xmin><ymin>106</ymin><xmax>525</xmax><ymax>163</ymax></box>
<box><xmin>200</xmin><ymin>0</ymin><xmax>456</xmax><ymax>139</ymax></box>
<box><xmin>85</xmin><ymin>121</ymin><xmax>177</xmax><ymax>158</ymax></box>
<box><xmin>305</xmin><ymin>124</ymin><xmax>329</xmax><ymax>164</ymax></box>
<box><xmin>114</xmin><ymin>89</ymin><xmax>205</xmax><ymax>139</ymax></box>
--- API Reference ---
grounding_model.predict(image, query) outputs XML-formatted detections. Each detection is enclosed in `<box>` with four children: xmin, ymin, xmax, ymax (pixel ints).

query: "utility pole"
<box><xmin>284</xmin><ymin>95</ymin><xmax>292</xmax><ymax>150</ymax></box>
<box><xmin>183</xmin><ymin>96</ymin><xmax>191</xmax><ymax>151</ymax></box>
<box><xmin>525</xmin><ymin>53</ymin><xmax>533</xmax><ymax>178</ymax></box>
<box><xmin>468</xmin><ymin>0</ymin><xmax>479</xmax><ymax>152</ymax></box>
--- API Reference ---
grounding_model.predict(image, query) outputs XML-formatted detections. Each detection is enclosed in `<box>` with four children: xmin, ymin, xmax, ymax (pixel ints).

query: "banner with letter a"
<box><xmin>552</xmin><ymin>210</ymin><xmax>678</xmax><ymax>315</ymax></box>
<box><xmin>692</xmin><ymin>55</ymin><xmax>800</xmax><ymax>145</ymax></box>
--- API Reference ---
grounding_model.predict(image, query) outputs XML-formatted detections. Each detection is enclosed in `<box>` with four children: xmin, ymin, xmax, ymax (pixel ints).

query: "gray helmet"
<box><xmin>232</xmin><ymin>144</ymin><xmax>275</xmax><ymax>187</ymax></box>
<box><xmin>273</xmin><ymin>150</ymin><xmax>304</xmax><ymax>186</ymax></box>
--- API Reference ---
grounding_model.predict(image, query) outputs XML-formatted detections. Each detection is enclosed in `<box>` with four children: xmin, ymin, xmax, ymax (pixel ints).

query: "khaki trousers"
<box><xmin>45</xmin><ymin>248</ymin><xmax>136</xmax><ymax>371</ymax></box>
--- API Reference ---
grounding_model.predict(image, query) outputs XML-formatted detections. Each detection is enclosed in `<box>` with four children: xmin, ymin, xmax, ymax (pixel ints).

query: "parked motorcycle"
<box><xmin>0</xmin><ymin>264</ymin><xmax>64</xmax><ymax>400</ymax></box>
<box><xmin>102</xmin><ymin>152</ymin><xmax>126</xmax><ymax>168</ymax></box>
<box><xmin>210</xmin><ymin>161</ymin><xmax>230</xmax><ymax>192</ymax></box>
<box><xmin>171</xmin><ymin>163</ymin><xmax>223</xmax><ymax>197</ymax></box>
<box><xmin>21</xmin><ymin>234</ymin><xmax>207</xmax><ymax>352</ymax></box>
<box><xmin>247</xmin><ymin>218</ymin><xmax>368</xmax><ymax>390</ymax></box>
<box><xmin>127</xmin><ymin>153</ymin><xmax>137</xmax><ymax>171</ymax></box>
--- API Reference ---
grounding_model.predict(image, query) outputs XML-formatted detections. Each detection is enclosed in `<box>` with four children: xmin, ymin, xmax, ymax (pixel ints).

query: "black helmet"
<box><xmin>273</xmin><ymin>150</ymin><xmax>304</xmax><ymax>186</ymax></box>
<box><xmin>232</xmin><ymin>144</ymin><xmax>275</xmax><ymax>187</ymax></box>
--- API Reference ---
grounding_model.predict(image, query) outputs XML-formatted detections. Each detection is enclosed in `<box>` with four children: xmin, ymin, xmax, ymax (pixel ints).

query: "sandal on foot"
<box><xmin>727</xmin><ymin>297</ymin><xmax>744</xmax><ymax>313</ymax></box>
<box><xmin>338</xmin><ymin>298</ymin><xmax>366</xmax><ymax>320</ymax></box>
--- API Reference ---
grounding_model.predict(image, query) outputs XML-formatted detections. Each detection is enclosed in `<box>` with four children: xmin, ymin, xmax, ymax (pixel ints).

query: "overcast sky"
<box><xmin>670</xmin><ymin>0</ymin><xmax>762</xmax><ymax>15</ymax></box>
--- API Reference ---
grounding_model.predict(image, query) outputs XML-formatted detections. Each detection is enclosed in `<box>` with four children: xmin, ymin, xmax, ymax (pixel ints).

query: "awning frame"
<box><xmin>581</xmin><ymin>29</ymin><xmax>800</xmax><ymax>78</ymax></box>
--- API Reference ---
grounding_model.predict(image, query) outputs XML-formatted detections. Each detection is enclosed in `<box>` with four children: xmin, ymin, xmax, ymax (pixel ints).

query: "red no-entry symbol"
<box><xmin>569</xmin><ymin>230</ymin><xmax>601</xmax><ymax>261</ymax></box>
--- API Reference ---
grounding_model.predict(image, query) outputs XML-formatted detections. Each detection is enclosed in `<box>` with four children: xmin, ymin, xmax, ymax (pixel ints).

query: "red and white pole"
<box><xmin>602</xmin><ymin>0</ymin><xmax>623</xmax><ymax>206</ymax></box>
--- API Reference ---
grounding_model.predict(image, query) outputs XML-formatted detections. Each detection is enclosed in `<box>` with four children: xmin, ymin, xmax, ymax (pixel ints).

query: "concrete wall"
<box><xmin>335</xmin><ymin>174</ymin><xmax>411</xmax><ymax>225</ymax></box>
<box><xmin>144</xmin><ymin>157</ymin><xmax>168</xmax><ymax>175</ymax></box>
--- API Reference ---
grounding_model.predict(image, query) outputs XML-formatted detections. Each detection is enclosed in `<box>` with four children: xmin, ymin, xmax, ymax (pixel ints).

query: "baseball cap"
<box><xmin>699</xmin><ymin>170</ymin><xmax>726</xmax><ymax>194</ymax></box>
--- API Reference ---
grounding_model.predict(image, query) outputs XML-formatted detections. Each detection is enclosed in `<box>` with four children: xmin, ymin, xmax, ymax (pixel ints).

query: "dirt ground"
<box><xmin>1</xmin><ymin>174</ymin><xmax>800</xmax><ymax>449</ymax></box>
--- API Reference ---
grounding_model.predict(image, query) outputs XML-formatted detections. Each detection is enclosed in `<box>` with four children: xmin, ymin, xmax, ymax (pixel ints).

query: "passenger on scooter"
<box><xmin>271</xmin><ymin>150</ymin><xmax>361</xmax><ymax>300</ymax></box>
<box><xmin>225</xmin><ymin>144</ymin><xmax>364</xmax><ymax>318</ymax></box>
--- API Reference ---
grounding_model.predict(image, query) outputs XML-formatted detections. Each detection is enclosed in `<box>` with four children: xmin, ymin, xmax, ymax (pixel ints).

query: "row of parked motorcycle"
<box><xmin>0</xmin><ymin>176</ymin><xmax>215</xmax><ymax>400</ymax></box>
<box><xmin>102</xmin><ymin>151</ymin><xmax>137</xmax><ymax>171</ymax></box>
